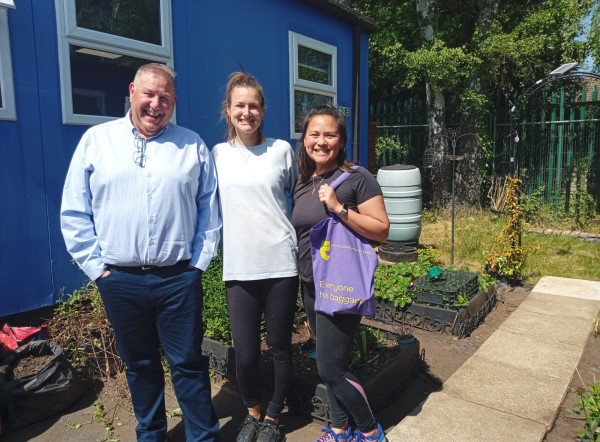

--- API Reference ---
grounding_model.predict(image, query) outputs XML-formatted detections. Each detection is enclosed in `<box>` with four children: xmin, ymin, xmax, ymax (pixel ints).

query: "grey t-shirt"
<box><xmin>291</xmin><ymin>166</ymin><xmax>382</xmax><ymax>282</ymax></box>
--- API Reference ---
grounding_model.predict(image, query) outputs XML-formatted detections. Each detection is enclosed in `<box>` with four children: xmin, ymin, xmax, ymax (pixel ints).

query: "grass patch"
<box><xmin>420</xmin><ymin>208</ymin><xmax>600</xmax><ymax>285</ymax></box>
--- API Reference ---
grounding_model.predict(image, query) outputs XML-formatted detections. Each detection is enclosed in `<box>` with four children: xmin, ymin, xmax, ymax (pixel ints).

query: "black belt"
<box><xmin>107</xmin><ymin>260</ymin><xmax>191</xmax><ymax>272</ymax></box>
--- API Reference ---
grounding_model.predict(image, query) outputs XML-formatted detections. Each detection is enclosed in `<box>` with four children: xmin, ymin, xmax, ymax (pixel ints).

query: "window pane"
<box><xmin>70</xmin><ymin>45</ymin><xmax>152</xmax><ymax>117</ymax></box>
<box><xmin>75</xmin><ymin>0</ymin><xmax>161</xmax><ymax>45</ymax></box>
<box><xmin>298</xmin><ymin>45</ymin><xmax>332</xmax><ymax>85</ymax></box>
<box><xmin>294</xmin><ymin>90</ymin><xmax>333</xmax><ymax>133</ymax></box>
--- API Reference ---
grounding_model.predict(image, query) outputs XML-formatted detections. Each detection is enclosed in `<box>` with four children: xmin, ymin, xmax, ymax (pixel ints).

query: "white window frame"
<box><xmin>0</xmin><ymin>7</ymin><xmax>16</xmax><ymax>121</ymax></box>
<box><xmin>55</xmin><ymin>0</ymin><xmax>174</xmax><ymax>125</ymax></box>
<box><xmin>289</xmin><ymin>32</ymin><xmax>337</xmax><ymax>139</ymax></box>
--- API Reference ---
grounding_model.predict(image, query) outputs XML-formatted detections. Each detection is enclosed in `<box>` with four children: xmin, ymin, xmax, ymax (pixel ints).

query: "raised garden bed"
<box><xmin>285</xmin><ymin>338</ymin><xmax>420</xmax><ymax>424</ymax></box>
<box><xmin>201</xmin><ymin>337</ymin><xmax>236</xmax><ymax>381</ymax></box>
<box><xmin>373</xmin><ymin>284</ymin><xmax>497</xmax><ymax>339</ymax></box>
<box><xmin>201</xmin><ymin>332</ymin><xmax>420</xmax><ymax>425</ymax></box>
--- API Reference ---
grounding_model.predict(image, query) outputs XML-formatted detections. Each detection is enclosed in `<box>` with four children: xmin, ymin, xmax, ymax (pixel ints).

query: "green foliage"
<box><xmin>351</xmin><ymin>325</ymin><xmax>385</xmax><ymax>366</ymax></box>
<box><xmin>573</xmin><ymin>380</ymin><xmax>600</xmax><ymax>441</ymax></box>
<box><xmin>92</xmin><ymin>400</ymin><xmax>119</xmax><ymax>442</ymax></box>
<box><xmin>374</xmin><ymin>246</ymin><xmax>440</xmax><ymax>308</ymax></box>
<box><xmin>421</xmin><ymin>209</ymin><xmax>439</xmax><ymax>223</ymax></box>
<box><xmin>375</xmin><ymin>136</ymin><xmax>408</xmax><ymax>167</ymax></box>
<box><xmin>520</xmin><ymin>157</ymin><xmax>598</xmax><ymax>231</ymax></box>
<box><xmin>453</xmin><ymin>294</ymin><xmax>470</xmax><ymax>308</ymax></box>
<box><xmin>202</xmin><ymin>252</ymin><xmax>232</xmax><ymax>345</ymax></box>
<box><xmin>485</xmin><ymin>177</ymin><xmax>538</xmax><ymax>281</ymax></box>
<box><xmin>573</xmin><ymin>157</ymin><xmax>598</xmax><ymax>230</ymax></box>
<box><xmin>478</xmin><ymin>272</ymin><xmax>496</xmax><ymax>293</ymax></box>
<box><xmin>404</xmin><ymin>40</ymin><xmax>480</xmax><ymax>91</ymax></box>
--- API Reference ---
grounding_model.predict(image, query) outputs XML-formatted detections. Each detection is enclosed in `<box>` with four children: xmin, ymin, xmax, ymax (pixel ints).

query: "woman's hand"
<box><xmin>319</xmin><ymin>182</ymin><xmax>390</xmax><ymax>244</ymax></box>
<box><xmin>318</xmin><ymin>183</ymin><xmax>344</xmax><ymax>214</ymax></box>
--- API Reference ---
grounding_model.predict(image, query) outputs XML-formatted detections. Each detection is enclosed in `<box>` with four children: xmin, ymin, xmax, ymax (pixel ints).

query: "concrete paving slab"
<box><xmin>533</xmin><ymin>276</ymin><xmax>600</xmax><ymax>300</ymax></box>
<box><xmin>386</xmin><ymin>392</ymin><xmax>547</xmax><ymax>442</ymax></box>
<box><xmin>472</xmin><ymin>329</ymin><xmax>583</xmax><ymax>379</ymax></box>
<box><xmin>497</xmin><ymin>307</ymin><xmax>593</xmax><ymax>345</ymax></box>
<box><xmin>443</xmin><ymin>353</ymin><xmax>570</xmax><ymax>426</ymax></box>
<box><xmin>519</xmin><ymin>292</ymin><xmax>600</xmax><ymax>321</ymax></box>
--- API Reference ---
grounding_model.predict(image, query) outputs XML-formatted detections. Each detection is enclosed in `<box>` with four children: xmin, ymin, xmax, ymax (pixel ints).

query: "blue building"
<box><xmin>0</xmin><ymin>0</ymin><xmax>374</xmax><ymax>317</ymax></box>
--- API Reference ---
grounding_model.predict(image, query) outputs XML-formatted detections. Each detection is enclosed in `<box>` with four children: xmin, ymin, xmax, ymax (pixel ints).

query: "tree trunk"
<box><xmin>427</xmin><ymin>83</ymin><xmax>451</xmax><ymax>208</ymax></box>
<box><xmin>417</xmin><ymin>0</ymin><xmax>451</xmax><ymax>209</ymax></box>
<box><xmin>457</xmin><ymin>0</ymin><xmax>499</xmax><ymax>207</ymax></box>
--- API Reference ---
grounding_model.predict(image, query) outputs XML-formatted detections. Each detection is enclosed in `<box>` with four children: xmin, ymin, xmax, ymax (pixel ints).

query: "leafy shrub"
<box><xmin>485</xmin><ymin>177</ymin><xmax>538</xmax><ymax>281</ymax></box>
<box><xmin>202</xmin><ymin>252</ymin><xmax>232</xmax><ymax>344</ymax></box>
<box><xmin>375</xmin><ymin>136</ymin><xmax>408</xmax><ymax>168</ymax></box>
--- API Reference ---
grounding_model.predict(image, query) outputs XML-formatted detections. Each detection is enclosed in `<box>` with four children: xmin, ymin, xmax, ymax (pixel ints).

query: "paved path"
<box><xmin>387</xmin><ymin>276</ymin><xmax>600</xmax><ymax>442</ymax></box>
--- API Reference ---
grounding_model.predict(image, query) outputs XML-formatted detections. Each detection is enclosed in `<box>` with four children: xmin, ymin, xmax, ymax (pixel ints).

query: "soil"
<box><xmin>9</xmin><ymin>354</ymin><xmax>54</xmax><ymax>380</ymax></box>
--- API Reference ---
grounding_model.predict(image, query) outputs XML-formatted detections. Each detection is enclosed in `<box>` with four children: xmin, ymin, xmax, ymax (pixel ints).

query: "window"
<box><xmin>55</xmin><ymin>0</ymin><xmax>173</xmax><ymax>125</ymax></box>
<box><xmin>289</xmin><ymin>32</ymin><xmax>337</xmax><ymax>139</ymax></box>
<box><xmin>0</xmin><ymin>7</ymin><xmax>16</xmax><ymax>121</ymax></box>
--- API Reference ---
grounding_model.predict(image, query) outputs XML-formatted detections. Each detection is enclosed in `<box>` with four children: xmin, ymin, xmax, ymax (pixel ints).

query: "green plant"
<box><xmin>201</xmin><ymin>252</ymin><xmax>232</xmax><ymax>344</ymax></box>
<box><xmin>484</xmin><ymin>177</ymin><xmax>538</xmax><ymax>281</ymax></box>
<box><xmin>375</xmin><ymin>136</ymin><xmax>408</xmax><ymax>168</ymax></box>
<box><xmin>93</xmin><ymin>400</ymin><xmax>119</xmax><ymax>442</ymax></box>
<box><xmin>421</xmin><ymin>209</ymin><xmax>439</xmax><ymax>223</ymax></box>
<box><xmin>374</xmin><ymin>246</ymin><xmax>440</xmax><ymax>308</ymax></box>
<box><xmin>573</xmin><ymin>157</ymin><xmax>597</xmax><ymax>230</ymax></box>
<box><xmin>350</xmin><ymin>325</ymin><xmax>385</xmax><ymax>367</ymax></box>
<box><xmin>478</xmin><ymin>272</ymin><xmax>496</xmax><ymax>293</ymax></box>
<box><xmin>453</xmin><ymin>293</ymin><xmax>470</xmax><ymax>308</ymax></box>
<box><xmin>573</xmin><ymin>379</ymin><xmax>600</xmax><ymax>441</ymax></box>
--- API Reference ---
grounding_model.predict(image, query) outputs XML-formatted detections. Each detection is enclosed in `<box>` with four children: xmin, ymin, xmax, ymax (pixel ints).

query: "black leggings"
<box><xmin>302</xmin><ymin>280</ymin><xmax>377</xmax><ymax>432</ymax></box>
<box><xmin>226</xmin><ymin>276</ymin><xmax>298</xmax><ymax>419</ymax></box>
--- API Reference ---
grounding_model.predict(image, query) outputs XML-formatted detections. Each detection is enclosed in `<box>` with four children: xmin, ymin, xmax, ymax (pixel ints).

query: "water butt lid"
<box><xmin>380</xmin><ymin>165</ymin><xmax>417</xmax><ymax>171</ymax></box>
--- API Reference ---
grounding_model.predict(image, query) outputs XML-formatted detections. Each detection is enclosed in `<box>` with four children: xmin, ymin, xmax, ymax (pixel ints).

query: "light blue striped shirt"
<box><xmin>60</xmin><ymin>114</ymin><xmax>221</xmax><ymax>281</ymax></box>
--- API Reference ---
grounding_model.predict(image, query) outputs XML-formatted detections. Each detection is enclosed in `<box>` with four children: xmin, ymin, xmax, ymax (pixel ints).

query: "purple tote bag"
<box><xmin>310</xmin><ymin>169</ymin><xmax>378</xmax><ymax>318</ymax></box>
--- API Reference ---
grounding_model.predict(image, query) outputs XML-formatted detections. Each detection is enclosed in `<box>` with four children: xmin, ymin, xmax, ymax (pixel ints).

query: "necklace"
<box><xmin>312</xmin><ymin>175</ymin><xmax>324</xmax><ymax>195</ymax></box>
<box><xmin>232</xmin><ymin>140</ymin><xmax>252</xmax><ymax>162</ymax></box>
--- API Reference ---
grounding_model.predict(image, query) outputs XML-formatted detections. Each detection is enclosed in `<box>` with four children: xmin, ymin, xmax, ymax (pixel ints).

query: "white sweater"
<box><xmin>212</xmin><ymin>138</ymin><xmax>298</xmax><ymax>281</ymax></box>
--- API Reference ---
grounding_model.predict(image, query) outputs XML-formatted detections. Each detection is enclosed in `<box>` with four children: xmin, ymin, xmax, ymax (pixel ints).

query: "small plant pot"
<box><xmin>396</xmin><ymin>334</ymin><xmax>415</xmax><ymax>346</ymax></box>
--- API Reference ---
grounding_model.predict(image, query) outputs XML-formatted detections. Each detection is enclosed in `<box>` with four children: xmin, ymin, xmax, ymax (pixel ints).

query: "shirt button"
<box><xmin>149</xmin><ymin>239</ymin><xmax>155</xmax><ymax>245</ymax></box>
<box><xmin>147</xmin><ymin>172</ymin><xmax>152</xmax><ymax>178</ymax></box>
<box><xmin>150</xmin><ymin>216</ymin><xmax>155</xmax><ymax>222</ymax></box>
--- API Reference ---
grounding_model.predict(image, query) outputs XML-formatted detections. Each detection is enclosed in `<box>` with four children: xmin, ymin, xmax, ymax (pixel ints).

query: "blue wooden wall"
<box><xmin>0</xmin><ymin>0</ymin><xmax>371</xmax><ymax>317</ymax></box>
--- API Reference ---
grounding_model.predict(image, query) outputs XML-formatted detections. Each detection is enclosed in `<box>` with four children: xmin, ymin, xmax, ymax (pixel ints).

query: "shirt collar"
<box><xmin>126</xmin><ymin>110</ymin><xmax>169</xmax><ymax>141</ymax></box>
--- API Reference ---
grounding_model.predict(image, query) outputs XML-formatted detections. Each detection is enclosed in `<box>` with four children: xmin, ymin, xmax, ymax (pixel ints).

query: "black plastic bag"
<box><xmin>0</xmin><ymin>340</ymin><xmax>88</xmax><ymax>431</ymax></box>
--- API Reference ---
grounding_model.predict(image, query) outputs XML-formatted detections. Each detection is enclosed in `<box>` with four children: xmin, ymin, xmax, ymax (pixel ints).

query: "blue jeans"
<box><xmin>96</xmin><ymin>264</ymin><xmax>219</xmax><ymax>442</ymax></box>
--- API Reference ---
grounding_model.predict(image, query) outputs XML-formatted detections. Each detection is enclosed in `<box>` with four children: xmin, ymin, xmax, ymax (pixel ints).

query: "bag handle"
<box><xmin>329</xmin><ymin>165</ymin><xmax>359</xmax><ymax>190</ymax></box>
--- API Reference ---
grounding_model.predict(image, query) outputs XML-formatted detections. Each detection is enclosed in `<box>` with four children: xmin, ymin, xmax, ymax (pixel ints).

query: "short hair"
<box><xmin>134</xmin><ymin>63</ymin><xmax>176</xmax><ymax>84</ymax></box>
<box><xmin>220</xmin><ymin>71</ymin><xmax>266</xmax><ymax>142</ymax></box>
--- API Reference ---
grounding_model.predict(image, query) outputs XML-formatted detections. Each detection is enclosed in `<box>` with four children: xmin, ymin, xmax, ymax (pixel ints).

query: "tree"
<box><xmin>351</xmin><ymin>0</ymin><xmax>595</xmax><ymax>208</ymax></box>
